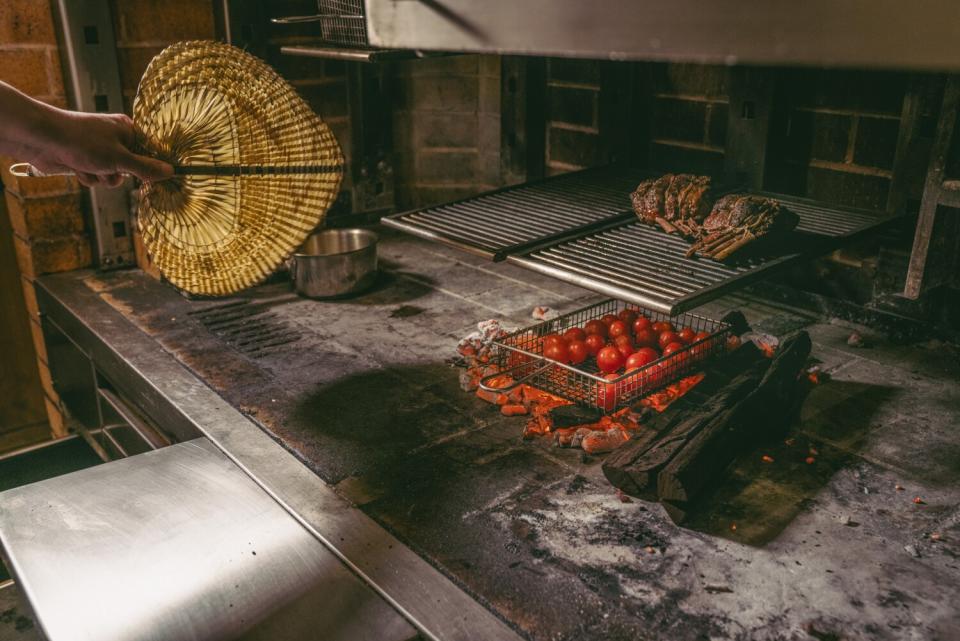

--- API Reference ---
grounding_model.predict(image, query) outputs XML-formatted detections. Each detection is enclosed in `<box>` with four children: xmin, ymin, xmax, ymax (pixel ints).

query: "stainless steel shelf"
<box><xmin>384</xmin><ymin>165</ymin><xmax>907</xmax><ymax>315</ymax></box>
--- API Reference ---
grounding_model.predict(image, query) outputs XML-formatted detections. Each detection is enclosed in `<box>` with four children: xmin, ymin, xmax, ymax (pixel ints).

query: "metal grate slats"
<box><xmin>384</xmin><ymin>166</ymin><xmax>642</xmax><ymax>258</ymax></box>
<box><xmin>384</xmin><ymin>166</ymin><xmax>904</xmax><ymax>315</ymax></box>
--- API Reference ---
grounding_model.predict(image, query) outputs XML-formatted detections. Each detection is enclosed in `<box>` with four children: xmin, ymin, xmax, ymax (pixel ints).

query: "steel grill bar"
<box><xmin>384</xmin><ymin>165</ymin><xmax>906</xmax><ymax>313</ymax></box>
<box><xmin>383</xmin><ymin>165</ymin><xmax>646</xmax><ymax>257</ymax></box>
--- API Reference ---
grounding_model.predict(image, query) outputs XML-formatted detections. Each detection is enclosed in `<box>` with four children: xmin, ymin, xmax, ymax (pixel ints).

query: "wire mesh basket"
<box><xmin>486</xmin><ymin>299</ymin><xmax>731</xmax><ymax>413</ymax></box>
<box><xmin>273</xmin><ymin>0</ymin><xmax>369</xmax><ymax>46</ymax></box>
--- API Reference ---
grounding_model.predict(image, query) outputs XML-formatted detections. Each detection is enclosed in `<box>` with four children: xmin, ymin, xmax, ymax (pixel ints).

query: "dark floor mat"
<box><xmin>0</xmin><ymin>437</ymin><xmax>102</xmax><ymax>582</ymax></box>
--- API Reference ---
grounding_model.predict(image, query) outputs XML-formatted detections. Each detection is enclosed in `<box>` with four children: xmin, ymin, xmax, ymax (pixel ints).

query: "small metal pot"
<box><xmin>289</xmin><ymin>229</ymin><xmax>378</xmax><ymax>299</ymax></box>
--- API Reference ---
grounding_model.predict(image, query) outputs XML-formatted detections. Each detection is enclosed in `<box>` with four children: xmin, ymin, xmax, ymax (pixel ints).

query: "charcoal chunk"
<box><xmin>549</xmin><ymin>405</ymin><xmax>603</xmax><ymax>428</ymax></box>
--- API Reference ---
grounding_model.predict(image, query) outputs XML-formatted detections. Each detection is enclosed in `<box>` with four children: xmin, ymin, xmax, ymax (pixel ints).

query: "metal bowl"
<box><xmin>289</xmin><ymin>229</ymin><xmax>378</xmax><ymax>298</ymax></box>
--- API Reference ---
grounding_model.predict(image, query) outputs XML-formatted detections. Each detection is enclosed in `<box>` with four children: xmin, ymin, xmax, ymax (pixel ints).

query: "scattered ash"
<box><xmin>565</xmin><ymin>474</ymin><xmax>589</xmax><ymax>494</ymax></box>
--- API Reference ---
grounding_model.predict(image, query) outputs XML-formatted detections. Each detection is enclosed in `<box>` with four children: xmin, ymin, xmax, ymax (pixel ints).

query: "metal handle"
<box><xmin>8</xmin><ymin>163</ymin><xmax>72</xmax><ymax>178</ymax></box>
<box><xmin>271</xmin><ymin>14</ymin><xmax>364</xmax><ymax>24</ymax></box>
<box><xmin>478</xmin><ymin>360</ymin><xmax>552</xmax><ymax>393</ymax></box>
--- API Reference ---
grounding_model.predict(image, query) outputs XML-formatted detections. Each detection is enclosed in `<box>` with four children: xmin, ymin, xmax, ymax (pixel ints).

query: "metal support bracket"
<box><xmin>724</xmin><ymin>67</ymin><xmax>776</xmax><ymax>189</ymax></box>
<box><xmin>51</xmin><ymin>0</ymin><xmax>133</xmax><ymax>269</ymax></box>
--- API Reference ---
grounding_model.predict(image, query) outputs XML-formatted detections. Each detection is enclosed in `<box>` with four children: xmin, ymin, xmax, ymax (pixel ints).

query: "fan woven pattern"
<box><xmin>135</xmin><ymin>40</ymin><xmax>343</xmax><ymax>296</ymax></box>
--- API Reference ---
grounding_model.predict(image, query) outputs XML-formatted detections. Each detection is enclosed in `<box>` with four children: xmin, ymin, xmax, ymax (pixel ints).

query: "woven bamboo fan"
<box><xmin>134</xmin><ymin>40</ymin><xmax>343</xmax><ymax>296</ymax></box>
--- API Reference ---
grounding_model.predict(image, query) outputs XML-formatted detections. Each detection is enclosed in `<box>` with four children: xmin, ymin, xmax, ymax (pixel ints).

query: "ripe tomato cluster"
<box><xmin>540</xmin><ymin>308</ymin><xmax>711</xmax><ymax>377</ymax></box>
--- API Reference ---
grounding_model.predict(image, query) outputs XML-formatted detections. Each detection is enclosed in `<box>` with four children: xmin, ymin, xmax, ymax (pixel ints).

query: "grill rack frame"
<box><xmin>488</xmin><ymin>299</ymin><xmax>731</xmax><ymax>413</ymax></box>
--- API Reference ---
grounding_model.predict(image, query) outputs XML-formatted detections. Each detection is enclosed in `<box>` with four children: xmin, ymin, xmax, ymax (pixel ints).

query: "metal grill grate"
<box><xmin>383</xmin><ymin>166</ymin><xmax>643</xmax><ymax>259</ymax></box>
<box><xmin>189</xmin><ymin>300</ymin><xmax>301</xmax><ymax>359</ymax></box>
<box><xmin>385</xmin><ymin>166</ymin><xmax>906</xmax><ymax>315</ymax></box>
<box><xmin>509</xmin><ymin>222</ymin><xmax>803</xmax><ymax>315</ymax></box>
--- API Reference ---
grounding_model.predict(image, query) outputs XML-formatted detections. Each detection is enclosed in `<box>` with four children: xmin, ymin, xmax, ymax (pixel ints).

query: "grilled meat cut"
<box><xmin>686</xmin><ymin>194</ymin><xmax>799</xmax><ymax>261</ymax></box>
<box><xmin>631</xmin><ymin>173</ymin><xmax>798</xmax><ymax>261</ymax></box>
<box><xmin>631</xmin><ymin>174</ymin><xmax>711</xmax><ymax>237</ymax></box>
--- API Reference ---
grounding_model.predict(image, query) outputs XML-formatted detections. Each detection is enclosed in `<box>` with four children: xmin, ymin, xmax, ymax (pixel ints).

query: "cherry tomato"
<box><xmin>635</xmin><ymin>328</ymin><xmax>658</xmax><ymax>349</ymax></box>
<box><xmin>608</xmin><ymin>320</ymin><xmax>629</xmax><ymax>339</ymax></box>
<box><xmin>626</xmin><ymin>347</ymin><xmax>659</xmax><ymax>370</ymax></box>
<box><xmin>652</xmin><ymin>320</ymin><xmax>674</xmax><ymax>334</ymax></box>
<box><xmin>643</xmin><ymin>363</ymin><xmax>667</xmax><ymax>389</ymax></box>
<box><xmin>600</xmin><ymin>314</ymin><xmax>618</xmax><ymax>327</ymax></box>
<box><xmin>627</xmin><ymin>347</ymin><xmax>660</xmax><ymax>370</ymax></box>
<box><xmin>616</xmin><ymin>341</ymin><xmax>635</xmax><ymax>359</ymax></box>
<box><xmin>543</xmin><ymin>334</ymin><xmax>565</xmax><ymax>349</ymax></box>
<box><xmin>567</xmin><ymin>339</ymin><xmax>589</xmax><ymax>365</ymax></box>
<box><xmin>690</xmin><ymin>331</ymin><xmax>713</xmax><ymax>360</ymax></box>
<box><xmin>584</xmin><ymin>320</ymin><xmax>608</xmax><ymax>338</ymax></box>
<box><xmin>563</xmin><ymin>327</ymin><xmax>586</xmax><ymax>343</ymax></box>
<box><xmin>543</xmin><ymin>342</ymin><xmax>570</xmax><ymax>364</ymax></box>
<box><xmin>596</xmin><ymin>346</ymin><xmax>625</xmax><ymax>373</ymax></box>
<box><xmin>597</xmin><ymin>373</ymin><xmax>620</xmax><ymax>412</ymax></box>
<box><xmin>584</xmin><ymin>333</ymin><xmax>606</xmax><ymax>356</ymax></box>
<box><xmin>633</xmin><ymin>316</ymin><xmax>652</xmax><ymax>334</ymax></box>
<box><xmin>617</xmin><ymin>309</ymin><xmax>638</xmax><ymax>327</ymax></box>
<box><xmin>658</xmin><ymin>331</ymin><xmax>682</xmax><ymax>349</ymax></box>
<box><xmin>677</xmin><ymin>327</ymin><xmax>696</xmax><ymax>344</ymax></box>
<box><xmin>613</xmin><ymin>334</ymin><xmax>634</xmax><ymax>349</ymax></box>
<box><xmin>662</xmin><ymin>342</ymin><xmax>689</xmax><ymax>369</ymax></box>
<box><xmin>726</xmin><ymin>335</ymin><xmax>742</xmax><ymax>352</ymax></box>
<box><xmin>662</xmin><ymin>341</ymin><xmax>685</xmax><ymax>356</ymax></box>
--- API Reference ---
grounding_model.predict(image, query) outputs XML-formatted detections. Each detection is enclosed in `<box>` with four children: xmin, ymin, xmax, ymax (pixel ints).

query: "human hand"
<box><xmin>28</xmin><ymin>111</ymin><xmax>174</xmax><ymax>188</ymax></box>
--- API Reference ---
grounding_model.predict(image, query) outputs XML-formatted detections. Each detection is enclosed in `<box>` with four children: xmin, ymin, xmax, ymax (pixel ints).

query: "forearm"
<box><xmin>0</xmin><ymin>81</ymin><xmax>68</xmax><ymax>159</ymax></box>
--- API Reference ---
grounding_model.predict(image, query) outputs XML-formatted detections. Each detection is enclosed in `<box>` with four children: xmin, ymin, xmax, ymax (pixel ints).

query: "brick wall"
<box><xmin>545</xmin><ymin>58</ymin><xmax>603</xmax><ymax>175</ymax></box>
<box><xmin>648</xmin><ymin>63</ymin><xmax>729</xmax><ymax>176</ymax></box>
<box><xmin>765</xmin><ymin>69</ymin><xmax>910</xmax><ymax>211</ymax></box>
<box><xmin>391</xmin><ymin>55</ymin><xmax>500</xmax><ymax>208</ymax></box>
<box><xmin>0</xmin><ymin>0</ymin><xmax>90</xmax><ymax>439</ymax></box>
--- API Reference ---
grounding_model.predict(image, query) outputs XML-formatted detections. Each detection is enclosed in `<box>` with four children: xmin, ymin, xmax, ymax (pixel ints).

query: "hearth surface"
<box><xmin>85</xmin><ymin>227</ymin><xmax>960</xmax><ymax>641</ymax></box>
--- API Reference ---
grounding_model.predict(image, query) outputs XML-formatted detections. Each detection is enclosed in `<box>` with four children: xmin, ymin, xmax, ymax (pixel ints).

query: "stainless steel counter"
<box><xmin>0</xmin><ymin>439</ymin><xmax>416</xmax><ymax>641</ymax></box>
<box><xmin>9</xmin><ymin>269</ymin><xmax>524</xmax><ymax>641</ymax></box>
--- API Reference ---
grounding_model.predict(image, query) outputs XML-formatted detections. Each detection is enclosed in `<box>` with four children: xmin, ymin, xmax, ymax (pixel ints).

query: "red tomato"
<box><xmin>584</xmin><ymin>320</ymin><xmax>608</xmax><ymax>338</ymax></box>
<box><xmin>677</xmin><ymin>327</ymin><xmax>696</xmax><ymax>344</ymax></box>
<box><xmin>563</xmin><ymin>327</ymin><xmax>586</xmax><ymax>343</ymax></box>
<box><xmin>567</xmin><ymin>339</ymin><xmax>589</xmax><ymax>364</ymax></box>
<box><xmin>613</xmin><ymin>334</ymin><xmax>634</xmax><ymax>348</ymax></box>
<box><xmin>726</xmin><ymin>335</ymin><xmax>742</xmax><ymax>352</ymax></box>
<box><xmin>584</xmin><ymin>333</ymin><xmax>606</xmax><ymax>356</ymax></box>
<box><xmin>543</xmin><ymin>342</ymin><xmax>570</xmax><ymax>364</ymax></box>
<box><xmin>652</xmin><ymin>320</ymin><xmax>674</xmax><ymax>334</ymax></box>
<box><xmin>626</xmin><ymin>347</ymin><xmax>659</xmax><ymax>370</ymax></box>
<box><xmin>596</xmin><ymin>346</ymin><xmax>625</xmax><ymax>373</ymax></box>
<box><xmin>662</xmin><ymin>341</ymin><xmax>685</xmax><ymax>356</ymax></box>
<box><xmin>616</xmin><ymin>342</ymin><xmax>635</xmax><ymax>359</ymax></box>
<box><xmin>633</xmin><ymin>316</ymin><xmax>652</xmax><ymax>334</ymax></box>
<box><xmin>643</xmin><ymin>363</ymin><xmax>667</xmax><ymax>389</ymax></box>
<box><xmin>600</xmin><ymin>314</ymin><xmax>618</xmax><ymax>327</ymax></box>
<box><xmin>635</xmin><ymin>328</ymin><xmax>658</xmax><ymax>349</ymax></box>
<box><xmin>658</xmin><ymin>331</ymin><xmax>682</xmax><ymax>349</ymax></box>
<box><xmin>597</xmin><ymin>373</ymin><xmax>620</xmax><ymax>412</ymax></box>
<box><xmin>608</xmin><ymin>320</ymin><xmax>629</xmax><ymax>339</ymax></box>
<box><xmin>543</xmin><ymin>334</ymin><xmax>565</xmax><ymax>348</ymax></box>
<box><xmin>617</xmin><ymin>309</ymin><xmax>638</xmax><ymax>327</ymax></box>
<box><xmin>694</xmin><ymin>330</ymin><xmax>711</xmax><ymax>342</ymax></box>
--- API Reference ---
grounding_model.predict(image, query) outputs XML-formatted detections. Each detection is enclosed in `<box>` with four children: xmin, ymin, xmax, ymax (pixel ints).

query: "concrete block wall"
<box><xmin>391</xmin><ymin>54</ymin><xmax>501</xmax><ymax>208</ymax></box>
<box><xmin>0</xmin><ymin>0</ymin><xmax>90</xmax><ymax>439</ymax></box>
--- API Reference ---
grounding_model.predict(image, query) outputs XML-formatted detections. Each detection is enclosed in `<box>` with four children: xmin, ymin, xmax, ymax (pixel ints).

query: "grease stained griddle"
<box><xmin>383</xmin><ymin>166</ymin><xmax>908</xmax><ymax>314</ymax></box>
